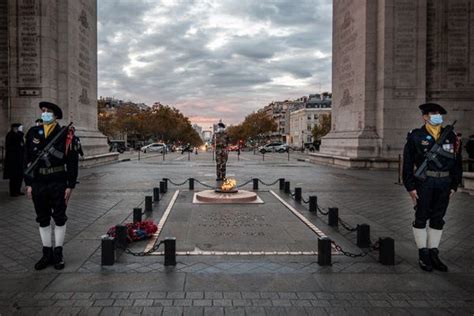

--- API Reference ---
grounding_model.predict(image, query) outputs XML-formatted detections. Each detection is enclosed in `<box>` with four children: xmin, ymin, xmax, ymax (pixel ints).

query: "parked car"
<box><xmin>258</xmin><ymin>142</ymin><xmax>289</xmax><ymax>153</ymax></box>
<box><xmin>228</xmin><ymin>145</ymin><xmax>239</xmax><ymax>151</ymax></box>
<box><xmin>108</xmin><ymin>140</ymin><xmax>126</xmax><ymax>153</ymax></box>
<box><xmin>141</xmin><ymin>143</ymin><xmax>167</xmax><ymax>153</ymax></box>
<box><xmin>181</xmin><ymin>144</ymin><xmax>194</xmax><ymax>154</ymax></box>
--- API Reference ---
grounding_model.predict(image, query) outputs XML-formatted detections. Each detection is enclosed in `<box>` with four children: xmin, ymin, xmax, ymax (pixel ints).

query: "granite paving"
<box><xmin>0</xmin><ymin>151</ymin><xmax>473</xmax><ymax>315</ymax></box>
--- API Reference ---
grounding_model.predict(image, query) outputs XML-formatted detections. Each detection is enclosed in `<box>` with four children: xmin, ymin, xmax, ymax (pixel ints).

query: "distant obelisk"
<box><xmin>317</xmin><ymin>0</ymin><xmax>474</xmax><ymax>169</ymax></box>
<box><xmin>0</xmin><ymin>0</ymin><xmax>115</xmax><ymax>165</ymax></box>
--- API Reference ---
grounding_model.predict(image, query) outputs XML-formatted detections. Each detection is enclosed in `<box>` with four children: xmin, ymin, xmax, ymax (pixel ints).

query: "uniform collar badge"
<box><xmin>39</xmin><ymin>130</ymin><xmax>44</xmax><ymax>135</ymax></box>
<box><xmin>426</xmin><ymin>135</ymin><xmax>432</xmax><ymax>140</ymax></box>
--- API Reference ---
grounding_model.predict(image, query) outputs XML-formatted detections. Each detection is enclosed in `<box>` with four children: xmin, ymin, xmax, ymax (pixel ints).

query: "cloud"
<box><xmin>98</xmin><ymin>0</ymin><xmax>332</xmax><ymax>128</ymax></box>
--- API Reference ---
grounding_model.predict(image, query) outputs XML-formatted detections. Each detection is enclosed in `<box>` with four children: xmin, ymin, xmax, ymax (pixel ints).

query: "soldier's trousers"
<box><xmin>413</xmin><ymin>176</ymin><xmax>451</xmax><ymax>230</ymax></box>
<box><xmin>32</xmin><ymin>181</ymin><xmax>68</xmax><ymax>227</ymax></box>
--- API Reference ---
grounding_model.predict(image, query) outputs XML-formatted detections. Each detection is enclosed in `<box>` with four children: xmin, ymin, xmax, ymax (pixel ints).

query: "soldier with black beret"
<box><xmin>402</xmin><ymin>103</ymin><xmax>463</xmax><ymax>272</ymax></box>
<box><xmin>25</xmin><ymin>101</ymin><xmax>81</xmax><ymax>270</ymax></box>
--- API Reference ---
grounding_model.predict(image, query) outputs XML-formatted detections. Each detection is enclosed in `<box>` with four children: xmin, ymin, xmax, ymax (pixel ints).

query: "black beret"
<box><xmin>35</xmin><ymin>118</ymin><xmax>43</xmax><ymax>123</ymax></box>
<box><xmin>419</xmin><ymin>103</ymin><xmax>447</xmax><ymax>115</ymax></box>
<box><xmin>11</xmin><ymin>123</ymin><xmax>21</xmax><ymax>128</ymax></box>
<box><xmin>218</xmin><ymin>122</ymin><xmax>225</xmax><ymax>128</ymax></box>
<box><xmin>39</xmin><ymin>101</ymin><xmax>63</xmax><ymax>119</ymax></box>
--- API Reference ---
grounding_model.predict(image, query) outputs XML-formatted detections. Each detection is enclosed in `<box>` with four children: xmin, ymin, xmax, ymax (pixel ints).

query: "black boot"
<box><xmin>418</xmin><ymin>248</ymin><xmax>433</xmax><ymax>272</ymax></box>
<box><xmin>53</xmin><ymin>247</ymin><xmax>65</xmax><ymax>270</ymax></box>
<box><xmin>34</xmin><ymin>247</ymin><xmax>53</xmax><ymax>270</ymax></box>
<box><xmin>429</xmin><ymin>248</ymin><xmax>448</xmax><ymax>272</ymax></box>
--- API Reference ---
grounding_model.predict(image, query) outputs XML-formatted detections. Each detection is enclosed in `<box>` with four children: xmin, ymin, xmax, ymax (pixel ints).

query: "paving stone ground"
<box><xmin>0</xmin><ymin>151</ymin><xmax>473</xmax><ymax>315</ymax></box>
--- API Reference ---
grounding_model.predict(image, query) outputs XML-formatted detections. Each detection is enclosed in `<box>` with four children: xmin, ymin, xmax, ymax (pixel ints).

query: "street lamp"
<box><xmin>301</xmin><ymin>130</ymin><xmax>305</xmax><ymax>152</ymax></box>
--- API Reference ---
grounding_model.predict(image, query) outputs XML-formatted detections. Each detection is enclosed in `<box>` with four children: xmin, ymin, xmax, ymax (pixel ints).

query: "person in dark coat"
<box><xmin>3</xmin><ymin>123</ymin><xmax>25</xmax><ymax>197</ymax></box>
<box><xmin>402</xmin><ymin>103</ymin><xmax>463</xmax><ymax>272</ymax></box>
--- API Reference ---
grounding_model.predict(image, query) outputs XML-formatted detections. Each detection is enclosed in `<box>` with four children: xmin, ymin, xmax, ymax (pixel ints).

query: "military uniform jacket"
<box><xmin>24</xmin><ymin>124</ymin><xmax>80</xmax><ymax>189</ymax></box>
<box><xmin>3</xmin><ymin>131</ymin><xmax>25</xmax><ymax>179</ymax></box>
<box><xmin>402</xmin><ymin>125</ymin><xmax>463</xmax><ymax>192</ymax></box>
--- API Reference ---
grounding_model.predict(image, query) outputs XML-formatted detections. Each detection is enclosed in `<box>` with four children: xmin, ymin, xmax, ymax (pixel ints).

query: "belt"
<box><xmin>38</xmin><ymin>165</ymin><xmax>66</xmax><ymax>175</ymax></box>
<box><xmin>426</xmin><ymin>170</ymin><xmax>450</xmax><ymax>178</ymax></box>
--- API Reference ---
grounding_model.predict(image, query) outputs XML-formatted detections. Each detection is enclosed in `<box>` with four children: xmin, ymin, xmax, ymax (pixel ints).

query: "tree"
<box><xmin>311</xmin><ymin>113</ymin><xmax>331</xmax><ymax>142</ymax></box>
<box><xmin>241</xmin><ymin>111</ymin><xmax>277</xmax><ymax>141</ymax></box>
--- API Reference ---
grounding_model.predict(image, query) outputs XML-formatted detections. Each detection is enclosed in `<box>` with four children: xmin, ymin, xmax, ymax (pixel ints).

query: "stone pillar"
<box><xmin>318</xmin><ymin>0</ymin><xmax>474</xmax><ymax>168</ymax></box>
<box><xmin>0</xmin><ymin>0</ymin><xmax>8</xmax><ymax>142</ymax></box>
<box><xmin>0</xmin><ymin>0</ymin><xmax>115</xmax><ymax>164</ymax></box>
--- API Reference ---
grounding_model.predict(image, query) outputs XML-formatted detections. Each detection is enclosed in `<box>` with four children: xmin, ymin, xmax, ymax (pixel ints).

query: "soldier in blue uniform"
<box><xmin>25</xmin><ymin>102</ymin><xmax>80</xmax><ymax>270</ymax></box>
<box><xmin>403</xmin><ymin>103</ymin><xmax>463</xmax><ymax>272</ymax></box>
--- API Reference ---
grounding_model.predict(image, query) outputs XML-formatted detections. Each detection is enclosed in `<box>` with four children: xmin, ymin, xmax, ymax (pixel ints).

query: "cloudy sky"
<box><xmin>97</xmin><ymin>0</ymin><xmax>332</xmax><ymax>129</ymax></box>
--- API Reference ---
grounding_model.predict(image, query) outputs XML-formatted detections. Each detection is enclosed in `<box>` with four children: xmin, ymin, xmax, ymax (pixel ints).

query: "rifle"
<box><xmin>414</xmin><ymin>120</ymin><xmax>457</xmax><ymax>181</ymax></box>
<box><xmin>24</xmin><ymin>122</ymin><xmax>74</xmax><ymax>180</ymax></box>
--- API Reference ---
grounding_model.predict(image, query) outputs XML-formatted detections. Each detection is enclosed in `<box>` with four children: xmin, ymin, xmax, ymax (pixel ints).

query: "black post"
<box><xmin>145</xmin><ymin>196</ymin><xmax>153</xmax><ymax>212</ymax></box>
<box><xmin>262</xmin><ymin>152</ymin><xmax>265</xmax><ymax>161</ymax></box>
<box><xmin>309</xmin><ymin>196</ymin><xmax>318</xmax><ymax>213</ymax></box>
<box><xmin>318</xmin><ymin>237</ymin><xmax>332</xmax><ymax>266</ymax></box>
<box><xmin>115</xmin><ymin>224</ymin><xmax>128</xmax><ymax>250</ymax></box>
<box><xmin>138</xmin><ymin>149</ymin><xmax>140</xmax><ymax>161</ymax></box>
<box><xmin>284</xmin><ymin>181</ymin><xmax>290</xmax><ymax>194</ymax></box>
<box><xmin>101</xmin><ymin>235</ymin><xmax>115</xmax><ymax>266</ymax></box>
<box><xmin>379</xmin><ymin>237</ymin><xmax>395</xmax><ymax>265</ymax></box>
<box><xmin>288</xmin><ymin>149</ymin><xmax>290</xmax><ymax>161</ymax></box>
<box><xmin>188</xmin><ymin>151</ymin><xmax>190</xmax><ymax>161</ymax></box>
<box><xmin>133</xmin><ymin>208</ymin><xmax>142</xmax><ymax>223</ymax></box>
<box><xmin>160</xmin><ymin>181</ymin><xmax>166</xmax><ymax>194</ymax></box>
<box><xmin>153</xmin><ymin>187</ymin><xmax>160</xmax><ymax>202</ymax></box>
<box><xmin>164</xmin><ymin>237</ymin><xmax>177</xmax><ymax>266</ymax></box>
<box><xmin>189</xmin><ymin>178</ymin><xmax>194</xmax><ymax>190</ymax></box>
<box><xmin>253</xmin><ymin>178</ymin><xmax>259</xmax><ymax>190</ymax></box>
<box><xmin>163</xmin><ymin>149</ymin><xmax>165</xmax><ymax>161</ymax></box>
<box><xmin>279</xmin><ymin>178</ymin><xmax>285</xmax><ymax>190</ymax></box>
<box><xmin>328</xmin><ymin>207</ymin><xmax>339</xmax><ymax>227</ymax></box>
<box><xmin>356</xmin><ymin>224</ymin><xmax>371</xmax><ymax>248</ymax></box>
<box><xmin>294</xmin><ymin>187</ymin><xmax>302</xmax><ymax>202</ymax></box>
<box><xmin>162</xmin><ymin>178</ymin><xmax>168</xmax><ymax>192</ymax></box>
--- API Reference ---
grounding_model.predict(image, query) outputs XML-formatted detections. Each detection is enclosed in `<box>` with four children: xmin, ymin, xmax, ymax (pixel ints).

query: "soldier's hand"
<box><xmin>64</xmin><ymin>188</ymin><xmax>73</xmax><ymax>205</ymax></box>
<box><xmin>26</xmin><ymin>186</ymin><xmax>32</xmax><ymax>199</ymax></box>
<box><xmin>450</xmin><ymin>189</ymin><xmax>455</xmax><ymax>198</ymax></box>
<box><xmin>408</xmin><ymin>190</ymin><xmax>419</xmax><ymax>205</ymax></box>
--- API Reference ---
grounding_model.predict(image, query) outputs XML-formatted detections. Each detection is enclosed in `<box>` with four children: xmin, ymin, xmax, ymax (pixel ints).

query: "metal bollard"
<box><xmin>379</xmin><ymin>237</ymin><xmax>395</xmax><ymax>265</ymax></box>
<box><xmin>284</xmin><ymin>181</ymin><xmax>290</xmax><ymax>194</ymax></box>
<box><xmin>189</xmin><ymin>178</ymin><xmax>194</xmax><ymax>190</ymax></box>
<box><xmin>318</xmin><ymin>237</ymin><xmax>332</xmax><ymax>266</ymax></box>
<box><xmin>145</xmin><ymin>196</ymin><xmax>153</xmax><ymax>212</ymax></box>
<box><xmin>309</xmin><ymin>196</ymin><xmax>318</xmax><ymax>213</ymax></box>
<box><xmin>162</xmin><ymin>178</ymin><xmax>168</xmax><ymax>192</ymax></box>
<box><xmin>101</xmin><ymin>235</ymin><xmax>115</xmax><ymax>266</ymax></box>
<box><xmin>160</xmin><ymin>181</ymin><xmax>166</xmax><ymax>194</ymax></box>
<box><xmin>279</xmin><ymin>178</ymin><xmax>285</xmax><ymax>190</ymax></box>
<box><xmin>253</xmin><ymin>178</ymin><xmax>259</xmax><ymax>190</ymax></box>
<box><xmin>133</xmin><ymin>208</ymin><xmax>142</xmax><ymax>223</ymax></box>
<box><xmin>328</xmin><ymin>207</ymin><xmax>339</xmax><ymax>227</ymax></box>
<box><xmin>294</xmin><ymin>187</ymin><xmax>302</xmax><ymax>202</ymax></box>
<box><xmin>357</xmin><ymin>224</ymin><xmax>371</xmax><ymax>248</ymax></box>
<box><xmin>164</xmin><ymin>237</ymin><xmax>177</xmax><ymax>266</ymax></box>
<box><xmin>115</xmin><ymin>224</ymin><xmax>128</xmax><ymax>250</ymax></box>
<box><xmin>153</xmin><ymin>187</ymin><xmax>160</xmax><ymax>202</ymax></box>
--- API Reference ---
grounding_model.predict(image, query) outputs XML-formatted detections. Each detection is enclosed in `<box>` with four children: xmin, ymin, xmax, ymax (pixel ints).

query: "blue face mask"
<box><xmin>429</xmin><ymin>114</ymin><xmax>443</xmax><ymax>126</ymax></box>
<box><xmin>41</xmin><ymin>112</ymin><xmax>54</xmax><ymax>124</ymax></box>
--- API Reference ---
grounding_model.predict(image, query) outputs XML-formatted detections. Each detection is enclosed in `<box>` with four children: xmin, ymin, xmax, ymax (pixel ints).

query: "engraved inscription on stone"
<box><xmin>76</xmin><ymin>1</ymin><xmax>93</xmax><ymax>105</ymax></box>
<box><xmin>197</xmin><ymin>211</ymin><xmax>271</xmax><ymax>238</ymax></box>
<box><xmin>427</xmin><ymin>0</ymin><xmax>474</xmax><ymax>99</ymax></box>
<box><xmin>334</xmin><ymin>0</ymin><xmax>357</xmax><ymax>107</ymax></box>
<box><xmin>392</xmin><ymin>0</ymin><xmax>417</xmax><ymax>98</ymax></box>
<box><xmin>17</xmin><ymin>0</ymin><xmax>41</xmax><ymax>88</ymax></box>
<box><xmin>0</xmin><ymin>1</ymin><xmax>8</xmax><ymax>97</ymax></box>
